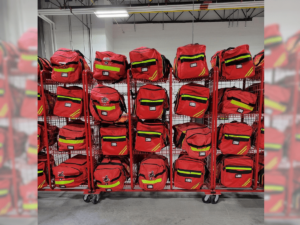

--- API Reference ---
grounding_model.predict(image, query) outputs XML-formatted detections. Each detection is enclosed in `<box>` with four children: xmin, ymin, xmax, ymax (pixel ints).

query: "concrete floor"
<box><xmin>38</xmin><ymin>191</ymin><xmax>264</xmax><ymax>225</ymax></box>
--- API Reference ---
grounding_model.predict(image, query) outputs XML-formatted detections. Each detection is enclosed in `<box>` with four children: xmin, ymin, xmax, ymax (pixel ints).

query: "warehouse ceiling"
<box><xmin>38</xmin><ymin>0</ymin><xmax>264</xmax><ymax>24</ymax></box>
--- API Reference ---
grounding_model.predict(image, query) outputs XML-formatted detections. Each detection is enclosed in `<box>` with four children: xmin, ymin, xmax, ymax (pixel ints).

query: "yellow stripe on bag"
<box><xmin>242</xmin><ymin>178</ymin><xmax>251</xmax><ymax>187</ymax></box>
<box><xmin>265</xmin><ymin>99</ymin><xmax>286</xmax><ymax>112</ymax></box>
<box><xmin>97</xmin><ymin>181</ymin><xmax>120</xmax><ymax>188</ymax></box>
<box><xmin>199</xmin><ymin>68</ymin><xmax>206</xmax><ymax>76</ymax></box>
<box><xmin>149</xmin><ymin>71</ymin><xmax>158</xmax><ymax>80</ymax></box>
<box><xmin>141</xmin><ymin>178</ymin><xmax>162</xmax><ymax>184</ymax></box>
<box><xmin>23</xmin><ymin>203</ymin><xmax>38</xmax><ymax>210</ymax></box>
<box><xmin>264</xmin><ymin>36</ymin><xmax>283</xmax><ymax>45</ymax></box>
<box><xmin>230</xmin><ymin>100</ymin><xmax>254</xmax><ymax>111</ymax></box>
<box><xmin>192</xmin><ymin>109</ymin><xmax>205</xmax><ymax>118</ymax></box>
<box><xmin>70</xmin><ymin>109</ymin><xmax>81</xmax><ymax>118</ymax></box>
<box><xmin>21</xmin><ymin>54</ymin><xmax>37</xmax><ymax>61</ymax></box>
<box><xmin>274</xmin><ymin>53</ymin><xmax>287</xmax><ymax>67</ymax></box>
<box><xmin>265</xmin><ymin>157</ymin><xmax>278</xmax><ymax>170</ymax></box>
<box><xmin>191</xmin><ymin>183</ymin><xmax>200</xmax><ymax>189</ymax></box>
<box><xmin>55</xmin><ymin>180</ymin><xmax>74</xmax><ymax>185</ymax></box>
<box><xmin>54</xmin><ymin>67</ymin><xmax>75</xmax><ymax>72</ymax></box>
<box><xmin>38</xmin><ymin>105</ymin><xmax>44</xmax><ymax>115</ymax></box>
<box><xmin>96</xmin><ymin>105</ymin><xmax>116</xmax><ymax>111</ymax></box>
<box><xmin>119</xmin><ymin>146</ymin><xmax>128</xmax><ymax>155</ymax></box>
<box><xmin>265</xmin><ymin>185</ymin><xmax>284</xmax><ymax>192</ymax></box>
<box><xmin>95</xmin><ymin>64</ymin><xmax>120</xmax><ymax>72</ymax></box>
<box><xmin>58</xmin><ymin>139</ymin><xmax>84</xmax><ymax>144</ymax></box>
<box><xmin>38</xmin><ymin>180</ymin><xmax>46</xmax><ymax>189</ymax></box>
<box><xmin>0</xmin><ymin>202</ymin><xmax>11</xmax><ymax>215</ymax></box>
<box><xmin>152</xmin><ymin>143</ymin><xmax>161</xmax><ymax>152</ymax></box>
<box><xmin>190</xmin><ymin>146</ymin><xmax>210</xmax><ymax>152</ymax></box>
<box><xmin>237</xmin><ymin>146</ymin><xmax>247</xmax><ymax>155</ymax></box>
<box><xmin>28</xmin><ymin>147</ymin><xmax>37</xmax><ymax>154</ymax></box>
<box><xmin>0</xmin><ymin>104</ymin><xmax>8</xmax><ymax>117</ymax></box>
<box><xmin>245</xmin><ymin>67</ymin><xmax>254</xmax><ymax>77</ymax></box>
<box><xmin>0</xmin><ymin>189</ymin><xmax>8</xmax><ymax>195</ymax></box>
<box><xmin>270</xmin><ymin>200</ymin><xmax>283</xmax><ymax>212</ymax></box>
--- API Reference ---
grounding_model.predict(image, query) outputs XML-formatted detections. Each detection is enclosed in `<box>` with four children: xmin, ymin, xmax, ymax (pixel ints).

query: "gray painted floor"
<box><xmin>38</xmin><ymin>191</ymin><xmax>264</xmax><ymax>225</ymax></box>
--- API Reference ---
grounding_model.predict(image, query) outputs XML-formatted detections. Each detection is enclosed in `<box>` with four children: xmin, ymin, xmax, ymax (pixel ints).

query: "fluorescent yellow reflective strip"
<box><xmin>96</xmin><ymin>105</ymin><xmax>116</xmax><ymax>111</ymax></box>
<box><xmin>53</xmin><ymin>67</ymin><xmax>75</xmax><ymax>72</ymax></box>
<box><xmin>140</xmin><ymin>99</ymin><xmax>164</xmax><ymax>103</ymax></box>
<box><xmin>21</xmin><ymin>54</ymin><xmax>37</xmax><ymax>61</ymax></box>
<box><xmin>141</xmin><ymin>178</ymin><xmax>162</xmax><ymax>184</ymax></box>
<box><xmin>58</xmin><ymin>139</ymin><xmax>84</xmax><ymax>144</ymax></box>
<box><xmin>0</xmin><ymin>104</ymin><xmax>8</xmax><ymax>117</ymax></box>
<box><xmin>38</xmin><ymin>170</ymin><xmax>44</xmax><ymax>174</ymax></box>
<box><xmin>226</xmin><ymin>167</ymin><xmax>252</xmax><ymax>170</ymax></box>
<box><xmin>296</xmin><ymin>134</ymin><xmax>300</xmax><ymax>139</ymax></box>
<box><xmin>23</xmin><ymin>203</ymin><xmax>37</xmax><ymax>210</ymax></box>
<box><xmin>264</xmin><ymin>36</ymin><xmax>283</xmax><ymax>45</ymax></box>
<box><xmin>28</xmin><ymin>147</ymin><xmax>37</xmax><ymax>154</ymax></box>
<box><xmin>95</xmin><ymin>64</ymin><xmax>120</xmax><ymax>72</ymax></box>
<box><xmin>138</xmin><ymin>131</ymin><xmax>161</xmax><ymax>135</ymax></box>
<box><xmin>0</xmin><ymin>189</ymin><xmax>8</xmax><ymax>195</ymax></box>
<box><xmin>0</xmin><ymin>143</ymin><xmax>3</xmax><ymax>148</ymax></box>
<box><xmin>266</xmin><ymin>157</ymin><xmax>278</xmax><ymax>170</ymax></box>
<box><xmin>55</xmin><ymin>180</ymin><xmax>74</xmax><ymax>185</ymax></box>
<box><xmin>103</xmin><ymin>136</ymin><xmax>126</xmax><ymax>139</ymax></box>
<box><xmin>225</xmin><ymin>54</ymin><xmax>251</xmax><ymax>64</ymax></box>
<box><xmin>270</xmin><ymin>200</ymin><xmax>283</xmax><ymax>212</ymax></box>
<box><xmin>0</xmin><ymin>89</ymin><xmax>4</xmax><ymax>95</ymax></box>
<box><xmin>57</xmin><ymin>95</ymin><xmax>82</xmax><ymax>102</ymax></box>
<box><xmin>132</xmin><ymin>59</ymin><xmax>156</xmax><ymax>65</ymax></box>
<box><xmin>265</xmin><ymin>143</ymin><xmax>282</xmax><ymax>149</ymax></box>
<box><xmin>191</xmin><ymin>146</ymin><xmax>211</xmax><ymax>152</ymax></box>
<box><xmin>177</xmin><ymin>170</ymin><xmax>202</xmax><ymax>176</ymax></box>
<box><xmin>224</xmin><ymin>134</ymin><xmax>250</xmax><ymax>139</ymax></box>
<box><xmin>26</xmin><ymin>90</ymin><xmax>37</xmax><ymax>96</ymax></box>
<box><xmin>180</xmin><ymin>54</ymin><xmax>204</xmax><ymax>60</ymax></box>
<box><xmin>230</xmin><ymin>100</ymin><xmax>254</xmax><ymax>111</ymax></box>
<box><xmin>0</xmin><ymin>202</ymin><xmax>11</xmax><ymax>215</ymax></box>
<box><xmin>149</xmin><ymin>71</ymin><xmax>157</xmax><ymax>80</ymax></box>
<box><xmin>265</xmin><ymin>185</ymin><xmax>284</xmax><ymax>192</ymax></box>
<box><xmin>265</xmin><ymin>99</ymin><xmax>286</xmax><ymax>112</ymax></box>
<box><xmin>181</xmin><ymin>94</ymin><xmax>208</xmax><ymax>101</ymax></box>
<box><xmin>97</xmin><ymin>181</ymin><xmax>120</xmax><ymax>188</ymax></box>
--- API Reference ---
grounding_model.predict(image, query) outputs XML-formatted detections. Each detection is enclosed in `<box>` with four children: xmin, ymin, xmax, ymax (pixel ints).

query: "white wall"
<box><xmin>113</xmin><ymin>17</ymin><xmax>264</xmax><ymax>69</ymax></box>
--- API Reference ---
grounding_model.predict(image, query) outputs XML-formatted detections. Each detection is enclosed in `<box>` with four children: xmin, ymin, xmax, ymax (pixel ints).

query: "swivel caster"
<box><xmin>211</xmin><ymin>195</ymin><xmax>220</xmax><ymax>204</ymax></box>
<box><xmin>92</xmin><ymin>194</ymin><xmax>100</xmax><ymax>204</ymax></box>
<box><xmin>202</xmin><ymin>195</ymin><xmax>211</xmax><ymax>204</ymax></box>
<box><xmin>83</xmin><ymin>194</ymin><xmax>91</xmax><ymax>203</ymax></box>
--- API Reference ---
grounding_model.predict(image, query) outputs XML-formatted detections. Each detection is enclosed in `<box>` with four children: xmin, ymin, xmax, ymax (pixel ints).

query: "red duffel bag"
<box><xmin>51</xmin><ymin>48</ymin><xmax>90</xmax><ymax>83</ymax></box>
<box><xmin>38</xmin><ymin>56</ymin><xmax>52</xmax><ymax>77</ymax></box>
<box><xmin>265</xmin><ymin>171</ymin><xmax>286</xmax><ymax>214</ymax></box>
<box><xmin>94</xmin><ymin>156</ymin><xmax>130</xmax><ymax>192</ymax></box>
<box><xmin>216</xmin><ymin>45</ymin><xmax>255</xmax><ymax>80</ymax></box>
<box><xmin>210</xmin><ymin>50</ymin><xmax>222</xmax><ymax>68</ymax></box>
<box><xmin>175</xmin><ymin>83</ymin><xmax>210</xmax><ymax>118</ymax></box>
<box><xmin>54</xmin><ymin>86</ymin><xmax>83</xmax><ymax>119</ymax></box>
<box><xmin>264</xmin><ymin>24</ymin><xmax>288</xmax><ymax>68</ymax></box>
<box><xmin>265</xmin><ymin>128</ymin><xmax>284</xmax><ymax>171</ymax></box>
<box><xmin>253</xmin><ymin>50</ymin><xmax>264</xmax><ymax>68</ymax></box>
<box><xmin>93</xmin><ymin>51</ymin><xmax>128</xmax><ymax>81</ymax></box>
<box><xmin>90</xmin><ymin>84</ymin><xmax>127</xmax><ymax>122</ymax></box>
<box><xmin>58</xmin><ymin>122</ymin><xmax>86</xmax><ymax>151</ymax></box>
<box><xmin>138</xmin><ymin>154</ymin><xmax>169</xmax><ymax>191</ymax></box>
<box><xmin>0</xmin><ymin>179</ymin><xmax>12</xmax><ymax>215</ymax></box>
<box><xmin>217</xmin><ymin>155</ymin><xmax>254</xmax><ymax>188</ymax></box>
<box><xmin>134</xmin><ymin>84</ymin><xmax>169</xmax><ymax>120</ymax></box>
<box><xmin>252</xmin><ymin>120</ymin><xmax>264</xmax><ymax>150</ymax></box>
<box><xmin>27</xmin><ymin>132</ymin><xmax>38</xmax><ymax>165</ymax></box>
<box><xmin>0</xmin><ymin>79</ymin><xmax>9</xmax><ymax>118</ymax></box>
<box><xmin>135</xmin><ymin>120</ymin><xmax>169</xmax><ymax>153</ymax></box>
<box><xmin>255</xmin><ymin>153</ymin><xmax>264</xmax><ymax>187</ymax></box>
<box><xmin>174</xmin><ymin>152</ymin><xmax>206</xmax><ymax>189</ymax></box>
<box><xmin>38</xmin><ymin>85</ymin><xmax>56</xmax><ymax>117</ymax></box>
<box><xmin>218</xmin><ymin>87</ymin><xmax>257</xmax><ymax>114</ymax></box>
<box><xmin>53</xmin><ymin>154</ymin><xmax>88</xmax><ymax>188</ymax></box>
<box><xmin>291</xmin><ymin>125</ymin><xmax>300</xmax><ymax>161</ymax></box>
<box><xmin>286</xmin><ymin>31</ymin><xmax>300</xmax><ymax>54</ymax></box>
<box><xmin>173</xmin><ymin>44</ymin><xmax>209</xmax><ymax>79</ymax></box>
<box><xmin>265</xmin><ymin>84</ymin><xmax>290</xmax><ymax>115</ymax></box>
<box><xmin>0</xmin><ymin>129</ymin><xmax>5</xmax><ymax>168</ymax></box>
<box><xmin>17</xmin><ymin>28</ymin><xmax>37</xmax><ymax>74</ymax></box>
<box><xmin>217</xmin><ymin>122</ymin><xmax>252</xmax><ymax>155</ymax></box>
<box><xmin>38</xmin><ymin>162</ymin><xmax>47</xmax><ymax>189</ymax></box>
<box><xmin>100</xmin><ymin>123</ymin><xmax>129</xmax><ymax>156</ymax></box>
<box><xmin>129</xmin><ymin>47</ymin><xmax>171</xmax><ymax>81</ymax></box>
<box><xmin>21</xmin><ymin>80</ymin><xmax>38</xmax><ymax>119</ymax></box>
<box><xmin>0</xmin><ymin>41</ymin><xmax>18</xmax><ymax>69</ymax></box>
<box><xmin>38</xmin><ymin>122</ymin><xmax>59</xmax><ymax>150</ymax></box>
<box><xmin>175</xmin><ymin>123</ymin><xmax>211</xmax><ymax>159</ymax></box>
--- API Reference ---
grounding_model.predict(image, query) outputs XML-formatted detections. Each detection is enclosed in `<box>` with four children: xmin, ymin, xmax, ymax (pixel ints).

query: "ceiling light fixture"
<box><xmin>94</xmin><ymin>10</ymin><xmax>129</xmax><ymax>18</ymax></box>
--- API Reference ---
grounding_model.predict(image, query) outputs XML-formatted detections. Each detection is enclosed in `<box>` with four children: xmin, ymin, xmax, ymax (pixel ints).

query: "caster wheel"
<box><xmin>211</xmin><ymin>195</ymin><xmax>220</xmax><ymax>204</ymax></box>
<box><xmin>202</xmin><ymin>195</ymin><xmax>211</xmax><ymax>204</ymax></box>
<box><xmin>83</xmin><ymin>194</ymin><xmax>91</xmax><ymax>203</ymax></box>
<box><xmin>92</xmin><ymin>194</ymin><xmax>100</xmax><ymax>204</ymax></box>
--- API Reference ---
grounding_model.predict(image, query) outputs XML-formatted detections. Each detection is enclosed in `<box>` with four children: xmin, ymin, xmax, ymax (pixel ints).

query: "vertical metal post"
<box><xmin>68</xmin><ymin>15</ymin><xmax>73</xmax><ymax>50</ymax></box>
<box><xmin>169</xmin><ymin>68</ymin><xmax>173</xmax><ymax>189</ymax></box>
<box><xmin>134</xmin><ymin>14</ymin><xmax>136</xmax><ymax>32</ymax></box>
<box><xmin>127</xmin><ymin>71</ymin><xmax>134</xmax><ymax>189</ymax></box>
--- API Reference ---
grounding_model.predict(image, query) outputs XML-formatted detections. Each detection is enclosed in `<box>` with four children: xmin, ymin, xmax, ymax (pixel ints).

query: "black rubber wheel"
<box><xmin>211</xmin><ymin>195</ymin><xmax>220</xmax><ymax>204</ymax></box>
<box><xmin>202</xmin><ymin>195</ymin><xmax>211</xmax><ymax>204</ymax></box>
<box><xmin>83</xmin><ymin>194</ymin><xmax>91</xmax><ymax>203</ymax></box>
<box><xmin>92</xmin><ymin>195</ymin><xmax>99</xmax><ymax>204</ymax></box>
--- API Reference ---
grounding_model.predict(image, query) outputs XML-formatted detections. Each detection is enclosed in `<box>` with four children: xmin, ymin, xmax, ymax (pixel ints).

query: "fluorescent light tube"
<box><xmin>94</xmin><ymin>10</ymin><xmax>128</xmax><ymax>14</ymax></box>
<box><xmin>95</xmin><ymin>13</ymin><xmax>129</xmax><ymax>18</ymax></box>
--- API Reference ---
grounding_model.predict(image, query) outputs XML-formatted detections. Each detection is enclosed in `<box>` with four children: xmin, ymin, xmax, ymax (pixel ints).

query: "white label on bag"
<box><xmin>235</xmin><ymin>174</ymin><xmax>242</xmax><ymax>178</ymax></box>
<box><xmin>237</xmin><ymin>108</ymin><xmax>244</xmax><ymax>113</ymax></box>
<box><xmin>111</xmin><ymin>143</ymin><xmax>117</xmax><ymax>147</ymax></box>
<box><xmin>32</xmin><ymin>61</ymin><xmax>37</xmax><ymax>67</ymax></box>
<box><xmin>59</xmin><ymin>62</ymin><xmax>67</xmax><ymax>65</ymax></box>
<box><xmin>264</xmin><ymin>195</ymin><xmax>270</xmax><ymax>201</ymax></box>
<box><xmin>61</xmin><ymin>73</ymin><xmax>68</xmax><ymax>77</ymax></box>
<box><xmin>103</xmin><ymin>71</ymin><xmax>109</xmax><ymax>76</ymax></box>
<box><xmin>67</xmin><ymin>146</ymin><xmax>74</xmax><ymax>150</ymax></box>
<box><xmin>236</xmin><ymin>64</ymin><xmax>242</xmax><ymax>69</ymax></box>
<box><xmin>265</xmin><ymin>49</ymin><xmax>271</xmax><ymax>56</ymax></box>
<box><xmin>65</xmin><ymin>103</ymin><xmax>71</xmax><ymax>107</ymax></box>
<box><xmin>142</xmin><ymin>68</ymin><xmax>148</xmax><ymax>72</ymax></box>
<box><xmin>106</xmin><ymin>189</ymin><xmax>112</xmax><ymax>192</ymax></box>
<box><xmin>190</xmin><ymin>63</ymin><xmax>197</xmax><ymax>68</ymax></box>
<box><xmin>199</xmin><ymin>152</ymin><xmax>206</xmax><ymax>156</ymax></box>
<box><xmin>101</xmin><ymin>111</ymin><xmax>108</xmax><ymax>116</ymax></box>
<box><xmin>189</xmin><ymin>102</ymin><xmax>196</xmax><ymax>107</ymax></box>
<box><xmin>146</xmin><ymin>138</ymin><xmax>151</xmax><ymax>142</ymax></box>
<box><xmin>60</xmin><ymin>185</ymin><xmax>66</xmax><ymax>188</ymax></box>
<box><xmin>265</xmin><ymin>108</ymin><xmax>273</xmax><ymax>114</ymax></box>
<box><xmin>150</xmin><ymin>107</ymin><xmax>156</xmax><ymax>111</ymax></box>
<box><xmin>233</xmin><ymin>141</ymin><xmax>240</xmax><ymax>145</ymax></box>
<box><xmin>147</xmin><ymin>185</ymin><xmax>153</xmax><ymax>189</ymax></box>
<box><xmin>185</xmin><ymin>178</ymin><xmax>192</xmax><ymax>183</ymax></box>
